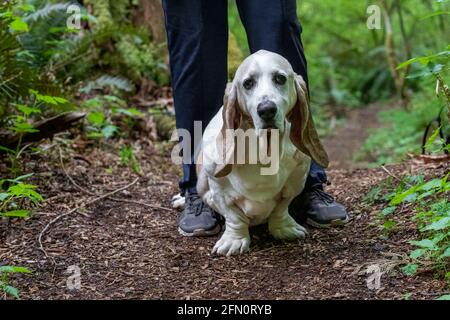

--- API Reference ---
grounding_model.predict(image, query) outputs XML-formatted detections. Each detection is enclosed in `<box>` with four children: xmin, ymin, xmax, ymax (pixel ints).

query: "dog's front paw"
<box><xmin>212</xmin><ymin>232</ymin><xmax>250</xmax><ymax>256</ymax></box>
<box><xmin>269</xmin><ymin>214</ymin><xmax>308</xmax><ymax>240</ymax></box>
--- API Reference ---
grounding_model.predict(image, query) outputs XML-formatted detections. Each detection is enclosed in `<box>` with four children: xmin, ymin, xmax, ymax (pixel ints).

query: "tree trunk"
<box><xmin>132</xmin><ymin>0</ymin><xmax>166</xmax><ymax>44</ymax></box>
<box><xmin>380</xmin><ymin>0</ymin><xmax>410</xmax><ymax>108</ymax></box>
<box><xmin>0</xmin><ymin>112</ymin><xmax>86</xmax><ymax>151</ymax></box>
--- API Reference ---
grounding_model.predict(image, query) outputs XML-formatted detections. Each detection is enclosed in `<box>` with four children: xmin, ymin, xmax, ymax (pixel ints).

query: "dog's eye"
<box><xmin>243</xmin><ymin>78</ymin><xmax>255</xmax><ymax>90</ymax></box>
<box><xmin>274</xmin><ymin>74</ymin><xmax>287</xmax><ymax>85</ymax></box>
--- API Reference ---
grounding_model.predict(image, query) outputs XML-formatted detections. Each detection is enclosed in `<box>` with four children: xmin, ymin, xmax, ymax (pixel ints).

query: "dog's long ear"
<box><xmin>214</xmin><ymin>83</ymin><xmax>241</xmax><ymax>178</ymax></box>
<box><xmin>287</xmin><ymin>75</ymin><xmax>329</xmax><ymax>168</ymax></box>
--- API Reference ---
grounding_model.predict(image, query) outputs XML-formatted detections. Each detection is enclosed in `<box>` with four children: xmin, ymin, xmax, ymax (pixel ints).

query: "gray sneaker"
<box><xmin>177</xmin><ymin>192</ymin><xmax>222</xmax><ymax>237</ymax></box>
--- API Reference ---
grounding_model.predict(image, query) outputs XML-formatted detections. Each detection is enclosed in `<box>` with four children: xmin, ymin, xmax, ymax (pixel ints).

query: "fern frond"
<box><xmin>23</xmin><ymin>3</ymin><xmax>72</xmax><ymax>23</ymax></box>
<box><xmin>81</xmin><ymin>75</ymin><xmax>134</xmax><ymax>94</ymax></box>
<box><xmin>0</xmin><ymin>19</ymin><xmax>37</xmax><ymax>102</ymax></box>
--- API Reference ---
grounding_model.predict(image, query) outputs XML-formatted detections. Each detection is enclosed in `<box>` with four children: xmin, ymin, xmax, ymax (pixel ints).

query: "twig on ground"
<box><xmin>58</xmin><ymin>147</ymin><xmax>172</xmax><ymax>212</ymax></box>
<box><xmin>107</xmin><ymin>198</ymin><xmax>173</xmax><ymax>212</ymax></box>
<box><xmin>381</xmin><ymin>165</ymin><xmax>412</xmax><ymax>187</ymax></box>
<box><xmin>38</xmin><ymin>178</ymin><xmax>139</xmax><ymax>262</ymax></box>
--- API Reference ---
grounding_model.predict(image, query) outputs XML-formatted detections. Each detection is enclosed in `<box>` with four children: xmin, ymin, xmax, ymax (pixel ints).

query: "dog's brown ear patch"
<box><xmin>214</xmin><ymin>83</ymin><xmax>241</xmax><ymax>178</ymax></box>
<box><xmin>288</xmin><ymin>75</ymin><xmax>329</xmax><ymax>168</ymax></box>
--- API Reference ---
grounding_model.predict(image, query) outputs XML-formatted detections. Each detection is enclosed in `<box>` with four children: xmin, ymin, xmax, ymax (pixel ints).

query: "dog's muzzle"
<box><xmin>257</xmin><ymin>100</ymin><xmax>278</xmax><ymax>129</ymax></box>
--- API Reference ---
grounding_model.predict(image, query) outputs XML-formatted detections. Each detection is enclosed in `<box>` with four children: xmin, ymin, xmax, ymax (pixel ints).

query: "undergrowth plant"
<box><xmin>84</xmin><ymin>95</ymin><xmax>143</xmax><ymax>140</ymax></box>
<box><xmin>0</xmin><ymin>173</ymin><xmax>43</xmax><ymax>219</ymax></box>
<box><xmin>365</xmin><ymin>167</ymin><xmax>450</xmax><ymax>299</ymax></box>
<box><xmin>365</xmin><ymin>126</ymin><xmax>450</xmax><ymax>298</ymax></box>
<box><xmin>0</xmin><ymin>266</ymin><xmax>31</xmax><ymax>299</ymax></box>
<box><xmin>120</xmin><ymin>146</ymin><xmax>141</xmax><ymax>174</ymax></box>
<box><xmin>357</xmin><ymin>2</ymin><xmax>449</xmax><ymax>166</ymax></box>
<box><xmin>0</xmin><ymin>174</ymin><xmax>41</xmax><ymax>299</ymax></box>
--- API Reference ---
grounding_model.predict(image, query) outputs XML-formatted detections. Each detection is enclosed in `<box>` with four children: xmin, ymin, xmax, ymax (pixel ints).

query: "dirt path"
<box><xmin>1</xmin><ymin>151</ymin><xmax>448</xmax><ymax>300</ymax></box>
<box><xmin>1</xmin><ymin>104</ymin><xmax>448</xmax><ymax>300</ymax></box>
<box><xmin>323</xmin><ymin>104</ymin><xmax>382</xmax><ymax>170</ymax></box>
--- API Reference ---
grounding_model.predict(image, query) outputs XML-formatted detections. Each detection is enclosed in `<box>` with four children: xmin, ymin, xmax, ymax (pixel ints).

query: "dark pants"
<box><xmin>162</xmin><ymin>0</ymin><xmax>327</xmax><ymax>195</ymax></box>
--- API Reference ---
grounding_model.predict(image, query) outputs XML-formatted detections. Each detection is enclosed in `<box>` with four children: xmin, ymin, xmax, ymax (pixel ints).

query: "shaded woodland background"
<box><xmin>0</xmin><ymin>0</ymin><xmax>449</xmax><ymax>300</ymax></box>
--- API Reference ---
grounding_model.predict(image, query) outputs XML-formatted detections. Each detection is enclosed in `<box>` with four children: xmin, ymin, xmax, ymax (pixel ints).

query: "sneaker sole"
<box><xmin>178</xmin><ymin>224</ymin><xmax>222</xmax><ymax>237</ymax></box>
<box><xmin>306</xmin><ymin>216</ymin><xmax>349</xmax><ymax>229</ymax></box>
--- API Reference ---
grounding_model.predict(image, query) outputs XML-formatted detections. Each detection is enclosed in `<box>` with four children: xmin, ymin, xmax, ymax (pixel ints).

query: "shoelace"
<box><xmin>309</xmin><ymin>188</ymin><xmax>335</xmax><ymax>204</ymax></box>
<box><xmin>187</xmin><ymin>193</ymin><xmax>206</xmax><ymax>216</ymax></box>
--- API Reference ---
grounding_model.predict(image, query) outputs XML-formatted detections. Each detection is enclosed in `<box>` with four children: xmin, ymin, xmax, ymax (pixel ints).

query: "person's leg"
<box><xmin>236</xmin><ymin>0</ymin><xmax>348</xmax><ymax>227</ymax></box>
<box><xmin>236</xmin><ymin>0</ymin><xmax>326</xmax><ymax>189</ymax></box>
<box><xmin>162</xmin><ymin>0</ymin><xmax>228</xmax><ymax>236</ymax></box>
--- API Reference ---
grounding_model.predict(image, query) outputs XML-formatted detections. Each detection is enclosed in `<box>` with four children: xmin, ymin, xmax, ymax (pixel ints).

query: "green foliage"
<box><xmin>0</xmin><ymin>173</ymin><xmax>43</xmax><ymax>218</ymax></box>
<box><xmin>1</xmin><ymin>0</ymin><xmax>168</xmax><ymax>131</ymax></box>
<box><xmin>227</xmin><ymin>32</ymin><xmax>244</xmax><ymax>80</ymax></box>
<box><xmin>357</xmin><ymin>63</ymin><xmax>449</xmax><ymax>165</ymax></box>
<box><xmin>81</xmin><ymin>75</ymin><xmax>134</xmax><ymax>94</ymax></box>
<box><xmin>115</xmin><ymin>34</ymin><xmax>168</xmax><ymax>84</ymax></box>
<box><xmin>120</xmin><ymin>146</ymin><xmax>141</xmax><ymax>174</ymax></box>
<box><xmin>369</xmin><ymin>171</ymin><xmax>450</xmax><ymax>283</ymax></box>
<box><xmin>0</xmin><ymin>4</ymin><xmax>38</xmax><ymax>108</ymax></box>
<box><xmin>79</xmin><ymin>0</ymin><xmax>168</xmax><ymax>86</ymax></box>
<box><xmin>358</xmin><ymin>1</ymin><xmax>450</xmax><ymax>166</ymax></box>
<box><xmin>83</xmin><ymin>94</ymin><xmax>143</xmax><ymax>140</ymax></box>
<box><xmin>0</xmin><ymin>266</ymin><xmax>32</xmax><ymax>299</ymax></box>
<box><xmin>402</xmin><ymin>263</ymin><xmax>419</xmax><ymax>276</ymax></box>
<box><xmin>228</xmin><ymin>0</ymin><xmax>449</xmax><ymax>121</ymax></box>
<box><xmin>0</xmin><ymin>173</ymin><xmax>41</xmax><ymax>300</ymax></box>
<box><xmin>297</xmin><ymin>0</ymin><xmax>396</xmax><ymax>106</ymax></box>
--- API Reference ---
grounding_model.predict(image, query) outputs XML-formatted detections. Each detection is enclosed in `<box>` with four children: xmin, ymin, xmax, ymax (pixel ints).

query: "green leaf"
<box><xmin>0</xmin><ymin>146</ymin><xmax>15</xmax><ymax>154</ymax></box>
<box><xmin>418</xmin><ymin>190</ymin><xmax>435</xmax><ymax>200</ymax></box>
<box><xmin>10</xmin><ymin>122</ymin><xmax>39</xmax><ymax>133</ymax></box>
<box><xmin>0</xmin><ymin>210</ymin><xmax>31</xmax><ymax>218</ymax></box>
<box><xmin>397</xmin><ymin>51</ymin><xmax>450</xmax><ymax>69</ymax></box>
<box><xmin>410</xmin><ymin>249</ymin><xmax>426</xmax><ymax>259</ymax></box>
<box><xmin>87</xmin><ymin>112</ymin><xmax>105</xmax><ymax>126</ymax></box>
<box><xmin>0</xmin><ymin>266</ymin><xmax>31</xmax><ymax>274</ymax></box>
<box><xmin>114</xmin><ymin>108</ymin><xmax>143</xmax><ymax>117</ymax></box>
<box><xmin>9</xmin><ymin>18</ymin><xmax>29</xmax><ymax>32</ymax></box>
<box><xmin>29</xmin><ymin>90</ymin><xmax>69</xmax><ymax>105</ymax></box>
<box><xmin>383</xmin><ymin>220</ymin><xmax>396</xmax><ymax>231</ymax></box>
<box><xmin>440</xmin><ymin>247</ymin><xmax>450</xmax><ymax>258</ymax></box>
<box><xmin>7</xmin><ymin>173</ymin><xmax>34</xmax><ymax>183</ymax></box>
<box><xmin>86</xmin><ymin>132</ymin><xmax>103</xmax><ymax>139</ymax></box>
<box><xmin>0</xmin><ymin>193</ymin><xmax>9</xmax><ymax>202</ymax></box>
<box><xmin>381</xmin><ymin>206</ymin><xmax>396</xmax><ymax>216</ymax></box>
<box><xmin>410</xmin><ymin>239</ymin><xmax>436</xmax><ymax>250</ymax></box>
<box><xmin>420</xmin><ymin>178</ymin><xmax>442</xmax><ymax>192</ymax></box>
<box><xmin>437</xmin><ymin>295</ymin><xmax>450</xmax><ymax>300</ymax></box>
<box><xmin>424</xmin><ymin>128</ymin><xmax>442</xmax><ymax>151</ymax></box>
<box><xmin>16</xmin><ymin>104</ymin><xmax>41</xmax><ymax>116</ymax></box>
<box><xmin>18</xmin><ymin>4</ymin><xmax>35</xmax><ymax>12</ymax></box>
<box><xmin>403</xmin><ymin>193</ymin><xmax>418</xmax><ymax>203</ymax></box>
<box><xmin>403</xmin><ymin>293</ymin><xmax>412</xmax><ymax>300</ymax></box>
<box><xmin>4</xmin><ymin>285</ymin><xmax>20</xmax><ymax>299</ymax></box>
<box><xmin>421</xmin><ymin>11</ymin><xmax>450</xmax><ymax>20</ymax></box>
<box><xmin>423</xmin><ymin>217</ymin><xmax>450</xmax><ymax>231</ymax></box>
<box><xmin>101</xmin><ymin>125</ymin><xmax>118</xmax><ymax>138</ymax></box>
<box><xmin>402</xmin><ymin>264</ymin><xmax>418</xmax><ymax>276</ymax></box>
<box><xmin>390</xmin><ymin>187</ymin><xmax>418</xmax><ymax>205</ymax></box>
<box><xmin>7</xmin><ymin>183</ymin><xmax>43</xmax><ymax>203</ymax></box>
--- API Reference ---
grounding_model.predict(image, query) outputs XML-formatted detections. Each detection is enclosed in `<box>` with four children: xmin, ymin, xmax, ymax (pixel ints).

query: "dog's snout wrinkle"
<box><xmin>257</xmin><ymin>100</ymin><xmax>277</xmax><ymax>121</ymax></box>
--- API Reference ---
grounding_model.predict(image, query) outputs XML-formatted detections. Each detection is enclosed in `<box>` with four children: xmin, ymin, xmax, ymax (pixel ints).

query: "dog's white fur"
<box><xmin>197</xmin><ymin>50</ymin><xmax>329</xmax><ymax>256</ymax></box>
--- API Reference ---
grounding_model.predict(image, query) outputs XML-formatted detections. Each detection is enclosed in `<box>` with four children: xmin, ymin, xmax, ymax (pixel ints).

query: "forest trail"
<box><xmin>1</xmin><ymin>104</ymin><xmax>448</xmax><ymax>300</ymax></box>
<box><xmin>323</xmin><ymin>103</ymin><xmax>382</xmax><ymax>170</ymax></box>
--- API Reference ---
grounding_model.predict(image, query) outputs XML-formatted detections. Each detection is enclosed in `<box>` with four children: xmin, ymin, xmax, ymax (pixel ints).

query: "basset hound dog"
<box><xmin>196</xmin><ymin>50</ymin><xmax>329</xmax><ymax>256</ymax></box>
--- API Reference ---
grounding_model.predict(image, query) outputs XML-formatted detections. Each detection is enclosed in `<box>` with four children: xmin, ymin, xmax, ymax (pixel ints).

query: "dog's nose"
<box><xmin>257</xmin><ymin>100</ymin><xmax>277</xmax><ymax>121</ymax></box>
